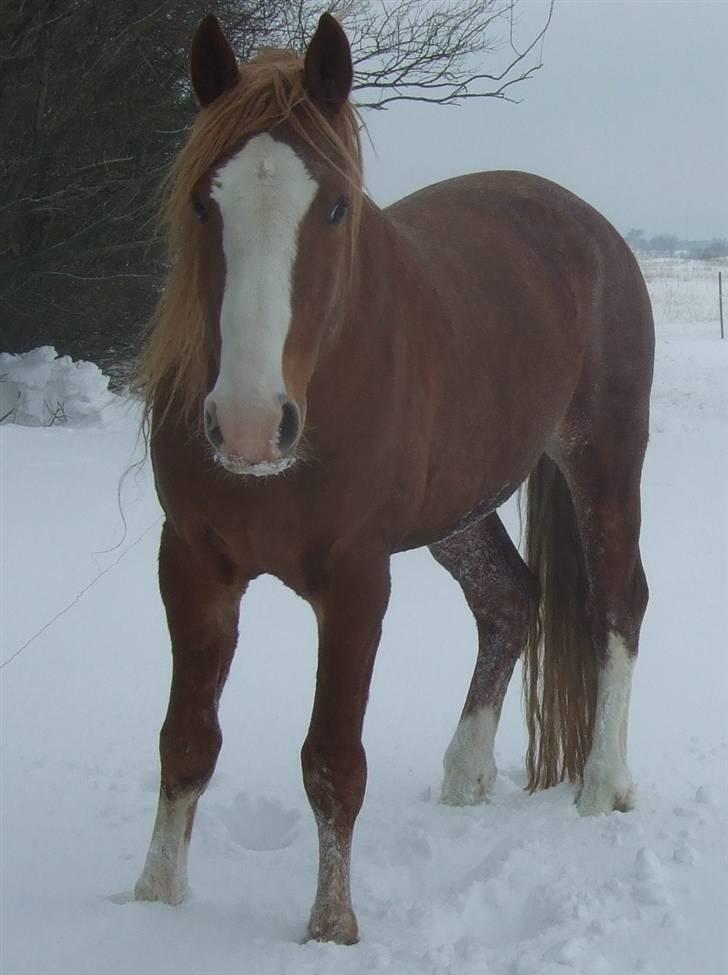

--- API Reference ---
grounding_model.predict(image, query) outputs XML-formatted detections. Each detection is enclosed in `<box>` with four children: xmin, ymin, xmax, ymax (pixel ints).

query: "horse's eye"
<box><xmin>192</xmin><ymin>196</ymin><xmax>209</xmax><ymax>224</ymax></box>
<box><xmin>328</xmin><ymin>197</ymin><xmax>349</xmax><ymax>225</ymax></box>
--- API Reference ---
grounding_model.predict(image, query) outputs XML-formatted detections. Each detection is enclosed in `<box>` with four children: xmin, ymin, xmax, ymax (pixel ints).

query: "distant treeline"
<box><xmin>625</xmin><ymin>230</ymin><xmax>728</xmax><ymax>259</ymax></box>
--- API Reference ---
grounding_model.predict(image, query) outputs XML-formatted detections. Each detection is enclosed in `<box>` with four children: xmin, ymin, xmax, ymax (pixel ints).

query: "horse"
<box><xmin>133</xmin><ymin>13</ymin><xmax>654</xmax><ymax>945</ymax></box>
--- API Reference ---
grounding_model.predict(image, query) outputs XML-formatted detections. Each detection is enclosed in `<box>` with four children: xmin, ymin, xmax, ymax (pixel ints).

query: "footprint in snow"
<box><xmin>214</xmin><ymin>793</ymin><xmax>301</xmax><ymax>851</ymax></box>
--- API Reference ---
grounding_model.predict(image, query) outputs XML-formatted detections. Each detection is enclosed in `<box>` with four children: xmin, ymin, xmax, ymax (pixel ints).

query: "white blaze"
<box><xmin>210</xmin><ymin>133</ymin><xmax>318</xmax><ymax>412</ymax></box>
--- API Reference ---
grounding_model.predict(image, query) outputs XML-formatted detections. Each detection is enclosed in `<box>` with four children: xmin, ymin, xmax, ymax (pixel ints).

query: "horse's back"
<box><xmin>385</xmin><ymin>168</ymin><xmax>654</xmax><ymax>417</ymax></box>
<box><xmin>386</xmin><ymin>169</ymin><xmax>620</xmax><ymax>254</ymax></box>
<box><xmin>385</xmin><ymin>170</ymin><xmax>645</xmax><ymax>313</ymax></box>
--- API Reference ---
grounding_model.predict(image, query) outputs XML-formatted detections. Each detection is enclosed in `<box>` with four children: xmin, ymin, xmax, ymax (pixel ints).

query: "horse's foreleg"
<box><xmin>301</xmin><ymin>550</ymin><xmax>391</xmax><ymax>945</ymax></box>
<box><xmin>135</xmin><ymin>523</ymin><xmax>243</xmax><ymax>904</ymax></box>
<box><xmin>431</xmin><ymin>514</ymin><xmax>537</xmax><ymax>805</ymax></box>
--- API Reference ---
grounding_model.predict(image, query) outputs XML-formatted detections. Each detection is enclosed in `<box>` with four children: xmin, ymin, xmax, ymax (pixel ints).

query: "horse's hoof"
<box><xmin>441</xmin><ymin>760</ymin><xmax>496</xmax><ymax>806</ymax></box>
<box><xmin>133</xmin><ymin>870</ymin><xmax>187</xmax><ymax>906</ymax></box>
<box><xmin>307</xmin><ymin>908</ymin><xmax>359</xmax><ymax>945</ymax></box>
<box><xmin>576</xmin><ymin>768</ymin><xmax>636</xmax><ymax>816</ymax></box>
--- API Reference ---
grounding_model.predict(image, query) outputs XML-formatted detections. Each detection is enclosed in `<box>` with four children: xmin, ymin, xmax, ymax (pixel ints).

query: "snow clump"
<box><xmin>0</xmin><ymin>347</ymin><xmax>116</xmax><ymax>427</ymax></box>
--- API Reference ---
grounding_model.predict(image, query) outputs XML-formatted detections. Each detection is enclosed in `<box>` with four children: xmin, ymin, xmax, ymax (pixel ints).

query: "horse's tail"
<box><xmin>522</xmin><ymin>454</ymin><xmax>597</xmax><ymax>791</ymax></box>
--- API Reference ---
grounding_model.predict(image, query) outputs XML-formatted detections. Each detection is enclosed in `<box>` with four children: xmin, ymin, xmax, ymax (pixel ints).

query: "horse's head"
<box><xmin>186</xmin><ymin>14</ymin><xmax>360</xmax><ymax>476</ymax></box>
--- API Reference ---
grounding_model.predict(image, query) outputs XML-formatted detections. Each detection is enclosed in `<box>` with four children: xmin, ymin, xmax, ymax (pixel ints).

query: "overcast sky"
<box><xmin>361</xmin><ymin>0</ymin><xmax>727</xmax><ymax>241</ymax></box>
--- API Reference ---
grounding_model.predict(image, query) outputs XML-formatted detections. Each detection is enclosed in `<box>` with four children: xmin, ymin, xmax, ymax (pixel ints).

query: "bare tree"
<box><xmin>280</xmin><ymin>0</ymin><xmax>554</xmax><ymax>109</ymax></box>
<box><xmin>0</xmin><ymin>0</ymin><xmax>553</xmax><ymax>376</ymax></box>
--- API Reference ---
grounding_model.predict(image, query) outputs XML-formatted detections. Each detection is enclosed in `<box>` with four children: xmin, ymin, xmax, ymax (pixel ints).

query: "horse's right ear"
<box><xmin>190</xmin><ymin>14</ymin><xmax>239</xmax><ymax>108</ymax></box>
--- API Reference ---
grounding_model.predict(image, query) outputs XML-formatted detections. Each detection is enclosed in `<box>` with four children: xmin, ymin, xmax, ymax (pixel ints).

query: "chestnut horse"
<box><xmin>134</xmin><ymin>13</ymin><xmax>654</xmax><ymax>944</ymax></box>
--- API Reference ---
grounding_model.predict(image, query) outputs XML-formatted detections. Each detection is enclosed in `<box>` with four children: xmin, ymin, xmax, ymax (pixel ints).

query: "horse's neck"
<box><xmin>347</xmin><ymin>198</ymin><xmax>444</xmax><ymax>344</ymax></box>
<box><xmin>312</xmin><ymin>198</ymin><xmax>449</xmax><ymax>431</ymax></box>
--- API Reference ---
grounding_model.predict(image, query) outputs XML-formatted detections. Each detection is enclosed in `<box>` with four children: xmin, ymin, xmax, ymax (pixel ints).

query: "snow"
<box><xmin>0</xmin><ymin>346</ymin><xmax>117</xmax><ymax>428</ymax></box>
<box><xmin>2</xmin><ymin>258</ymin><xmax>727</xmax><ymax>974</ymax></box>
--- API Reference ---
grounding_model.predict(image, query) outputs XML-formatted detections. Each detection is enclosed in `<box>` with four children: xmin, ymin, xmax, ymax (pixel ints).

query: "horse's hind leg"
<box><xmin>563</xmin><ymin>439</ymin><xmax>649</xmax><ymax>816</ymax></box>
<box><xmin>431</xmin><ymin>513</ymin><xmax>537</xmax><ymax>805</ymax></box>
<box><xmin>135</xmin><ymin>523</ymin><xmax>243</xmax><ymax>904</ymax></box>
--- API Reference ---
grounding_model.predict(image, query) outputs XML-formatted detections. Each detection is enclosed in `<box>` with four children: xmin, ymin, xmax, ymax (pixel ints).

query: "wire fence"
<box><xmin>0</xmin><ymin>516</ymin><xmax>162</xmax><ymax>672</ymax></box>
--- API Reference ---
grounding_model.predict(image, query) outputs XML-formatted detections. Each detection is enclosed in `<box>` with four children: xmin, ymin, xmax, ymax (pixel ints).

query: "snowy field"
<box><xmin>1</xmin><ymin>258</ymin><xmax>727</xmax><ymax>975</ymax></box>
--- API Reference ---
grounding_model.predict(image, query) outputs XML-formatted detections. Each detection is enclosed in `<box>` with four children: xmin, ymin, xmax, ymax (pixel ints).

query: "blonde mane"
<box><xmin>136</xmin><ymin>49</ymin><xmax>363</xmax><ymax>425</ymax></box>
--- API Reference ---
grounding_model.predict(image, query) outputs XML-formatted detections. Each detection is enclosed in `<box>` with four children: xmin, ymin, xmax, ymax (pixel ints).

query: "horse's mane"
<box><xmin>136</xmin><ymin>49</ymin><xmax>363</xmax><ymax>425</ymax></box>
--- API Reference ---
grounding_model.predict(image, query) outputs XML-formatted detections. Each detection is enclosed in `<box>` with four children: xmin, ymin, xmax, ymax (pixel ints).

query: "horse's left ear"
<box><xmin>304</xmin><ymin>13</ymin><xmax>353</xmax><ymax>112</ymax></box>
<box><xmin>190</xmin><ymin>14</ymin><xmax>240</xmax><ymax>108</ymax></box>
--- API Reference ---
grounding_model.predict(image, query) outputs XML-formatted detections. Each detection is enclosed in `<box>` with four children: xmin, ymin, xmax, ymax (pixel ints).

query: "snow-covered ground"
<box><xmin>1</xmin><ymin>259</ymin><xmax>727</xmax><ymax>975</ymax></box>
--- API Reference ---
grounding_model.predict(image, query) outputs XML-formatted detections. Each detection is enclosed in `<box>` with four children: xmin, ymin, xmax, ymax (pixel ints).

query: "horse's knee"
<box><xmin>301</xmin><ymin>736</ymin><xmax>366</xmax><ymax>826</ymax></box>
<box><xmin>160</xmin><ymin>709</ymin><xmax>222</xmax><ymax>797</ymax></box>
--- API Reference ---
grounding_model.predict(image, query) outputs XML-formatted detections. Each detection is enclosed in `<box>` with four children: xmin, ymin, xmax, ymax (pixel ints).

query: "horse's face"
<box><xmin>190</xmin><ymin>15</ymin><xmax>355</xmax><ymax>477</ymax></box>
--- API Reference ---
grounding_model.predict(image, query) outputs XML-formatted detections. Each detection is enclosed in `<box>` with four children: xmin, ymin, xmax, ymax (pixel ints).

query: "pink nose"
<box><xmin>203</xmin><ymin>397</ymin><xmax>301</xmax><ymax>464</ymax></box>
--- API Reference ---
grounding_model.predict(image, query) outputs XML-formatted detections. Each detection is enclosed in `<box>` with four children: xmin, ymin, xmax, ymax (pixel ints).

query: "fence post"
<box><xmin>720</xmin><ymin>271</ymin><xmax>724</xmax><ymax>339</ymax></box>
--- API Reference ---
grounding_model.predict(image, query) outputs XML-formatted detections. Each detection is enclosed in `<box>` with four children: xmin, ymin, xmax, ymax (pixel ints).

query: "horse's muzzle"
<box><xmin>203</xmin><ymin>394</ymin><xmax>302</xmax><ymax>476</ymax></box>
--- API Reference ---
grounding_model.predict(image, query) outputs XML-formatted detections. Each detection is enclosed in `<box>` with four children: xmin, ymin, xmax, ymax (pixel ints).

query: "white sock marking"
<box><xmin>577</xmin><ymin>631</ymin><xmax>636</xmax><ymax>815</ymax></box>
<box><xmin>134</xmin><ymin>790</ymin><xmax>197</xmax><ymax>905</ymax></box>
<box><xmin>441</xmin><ymin>706</ymin><xmax>499</xmax><ymax>805</ymax></box>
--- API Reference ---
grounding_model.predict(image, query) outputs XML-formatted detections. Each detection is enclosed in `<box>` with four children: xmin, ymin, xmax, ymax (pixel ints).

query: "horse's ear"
<box><xmin>190</xmin><ymin>14</ymin><xmax>239</xmax><ymax>108</ymax></box>
<box><xmin>304</xmin><ymin>13</ymin><xmax>353</xmax><ymax>113</ymax></box>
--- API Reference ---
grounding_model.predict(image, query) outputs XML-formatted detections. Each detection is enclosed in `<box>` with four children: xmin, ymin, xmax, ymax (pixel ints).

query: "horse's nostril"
<box><xmin>278</xmin><ymin>400</ymin><xmax>301</xmax><ymax>453</ymax></box>
<box><xmin>204</xmin><ymin>405</ymin><xmax>223</xmax><ymax>451</ymax></box>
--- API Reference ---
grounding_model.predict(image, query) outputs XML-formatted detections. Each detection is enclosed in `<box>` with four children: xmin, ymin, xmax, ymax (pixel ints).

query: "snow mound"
<box><xmin>0</xmin><ymin>347</ymin><xmax>116</xmax><ymax>427</ymax></box>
